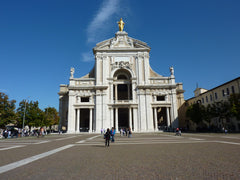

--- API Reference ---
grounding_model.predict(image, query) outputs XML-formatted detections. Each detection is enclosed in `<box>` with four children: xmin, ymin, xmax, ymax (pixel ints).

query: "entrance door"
<box><xmin>80</xmin><ymin>109</ymin><xmax>90</xmax><ymax>132</ymax></box>
<box><xmin>118</xmin><ymin>108</ymin><xmax>129</xmax><ymax>130</ymax></box>
<box><xmin>157</xmin><ymin>107</ymin><xmax>167</xmax><ymax>130</ymax></box>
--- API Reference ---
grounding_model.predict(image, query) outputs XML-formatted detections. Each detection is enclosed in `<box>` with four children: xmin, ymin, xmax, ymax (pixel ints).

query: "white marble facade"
<box><xmin>59</xmin><ymin>30</ymin><xmax>182</xmax><ymax>133</ymax></box>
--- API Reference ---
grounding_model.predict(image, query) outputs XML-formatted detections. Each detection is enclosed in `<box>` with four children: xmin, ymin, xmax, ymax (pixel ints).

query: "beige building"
<box><xmin>182</xmin><ymin>77</ymin><xmax>240</xmax><ymax>131</ymax></box>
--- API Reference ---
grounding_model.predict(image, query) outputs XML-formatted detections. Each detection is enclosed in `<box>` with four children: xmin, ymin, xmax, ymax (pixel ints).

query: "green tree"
<box><xmin>229</xmin><ymin>93</ymin><xmax>240</xmax><ymax>120</ymax></box>
<box><xmin>17</xmin><ymin>100</ymin><xmax>44</xmax><ymax>129</ymax></box>
<box><xmin>210</xmin><ymin>101</ymin><xmax>231</xmax><ymax>128</ymax></box>
<box><xmin>43</xmin><ymin>107</ymin><xmax>60</xmax><ymax>127</ymax></box>
<box><xmin>0</xmin><ymin>92</ymin><xmax>16</xmax><ymax>128</ymax></box>
<box><xmin>204</xmin><ymin>104</ymin><xmax>213</xmax><ymax>128</ymax></box>
<box><xmin>186</xmin><ymin>103</ymin><xmax>206</xmax><ymax>125</ymax></box>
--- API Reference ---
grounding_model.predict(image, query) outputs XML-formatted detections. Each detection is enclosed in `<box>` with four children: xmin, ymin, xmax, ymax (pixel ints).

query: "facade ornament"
<box><xmin>70</xmin><ymin>67</ymin><xmax>75</xmax><ymax>78</ymax></box>
<box><xmin>170</xmin><ymin>66</ymin><xmax>174</xmax><ymax>76</ymax></box>
<box><xmin>117</xmin><ymin>18</ymin><xmax>125</xmax><ymax>32</ymax></box>
<box><xmin>111</xmin><ymin>61</ymin><xmax>132</xmax><ymax>70</ymax></box>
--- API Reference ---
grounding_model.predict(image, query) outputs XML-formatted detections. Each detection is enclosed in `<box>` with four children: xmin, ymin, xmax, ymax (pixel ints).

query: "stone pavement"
<box><xmin>0</xmin><ymin>133</ymin><xmax>240</xmax><ymax>180</ymax></box>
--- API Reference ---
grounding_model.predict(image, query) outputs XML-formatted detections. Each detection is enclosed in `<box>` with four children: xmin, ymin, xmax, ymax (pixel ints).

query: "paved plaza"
<box><xmin>0</xmin><ymin>132</ymin><xmax>239</xmax><ymax>180</ymax></box>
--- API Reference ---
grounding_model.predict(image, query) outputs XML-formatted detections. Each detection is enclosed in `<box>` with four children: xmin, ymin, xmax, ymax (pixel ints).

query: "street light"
<box><xmin>22</xmin><ymin>97</ymin><xmax>29</xmax><ymax>136</ymax></box>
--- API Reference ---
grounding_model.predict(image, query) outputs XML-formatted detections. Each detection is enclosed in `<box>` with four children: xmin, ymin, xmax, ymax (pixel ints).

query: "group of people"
<box><xmin>0</xmin><ymin>127</ymin><xmax>47</xmax><ymax>139</ymax></box>
<box><xmin>0</xmin><ymin>128</ymin><xmax>19</xmax><ymax>138</ymax></box>
<box><xmin>104</xmin><ymin>127</ymin><xmax>115</xmax><ymax>147</ymax></box>
<box><xmin>104</xmin><ymin>127</ymin><xmax>132</xmax><ymax>147</ymax></box>
<box><xmin>119</xmin><ymin>128</ymin><xmax>132</xmax><ymax>138</ymax></box>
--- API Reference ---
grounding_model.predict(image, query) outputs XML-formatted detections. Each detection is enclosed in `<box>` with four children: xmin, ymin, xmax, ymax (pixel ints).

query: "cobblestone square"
<box><xmin>0</xmin><ymin>133</ymin><xmax>239</xmax><ymax>180</ymax></box>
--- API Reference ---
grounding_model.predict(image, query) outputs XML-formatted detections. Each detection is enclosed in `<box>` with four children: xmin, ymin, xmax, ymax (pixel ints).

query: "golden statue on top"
<box><xmin>117</xmin><ymin>18</ymin><xmax>125</xmax><ymax>32</ymax></box>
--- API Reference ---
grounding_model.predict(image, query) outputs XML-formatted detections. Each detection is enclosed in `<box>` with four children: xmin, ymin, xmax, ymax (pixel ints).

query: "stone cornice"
<box><xmin>176</xmin><ymin>89</ymin><xmax>185</xmax><ymax>94</ymax></box>
<box><xmin>58</xmin><ymin>91</ymin><xmax>68</xmax><ymax>96</ymax></box>
<box><xmin>68</xmin><ymin>85</ymin><xmax>108</xmax><ymax>90</ymax></box>
<box><xmin>73</xmin><ymin>104</ymin><xmax>95</xmax><ymax>108</ymax></box>
<box><xmin>137</xmin><ymin>84</ymin><xmax>177</xmax><ymax>89</ymax></box>
<box><xmin>94</xmin><ymin>48</ymin><xmax>150</xmax><ymax>53</ymax></box>
<box><xmin>151</xmin><ymin>102</ymin><xmax>171</xmax><ymax>107</ymax></box>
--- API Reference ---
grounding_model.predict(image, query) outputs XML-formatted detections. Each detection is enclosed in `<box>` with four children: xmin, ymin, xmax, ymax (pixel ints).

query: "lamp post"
<box><xmin>22</xmin><ymin>97</ymin><xmax>29</xmax><ymax>136</ymax></box>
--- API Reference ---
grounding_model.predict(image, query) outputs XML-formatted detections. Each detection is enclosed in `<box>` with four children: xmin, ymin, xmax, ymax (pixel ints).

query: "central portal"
<box><xmin>118</xmin><ymin>108</ymin><xmax>129</xmax><ymax>130</ymax></box>
<box><xmin>157</xmin><ymin>107</ymin><xmax>167</xmax><ymax>131</ymax></box>
<box><xmin>80</xmin><ymin>109</ymin><xmax>89</xmax><ymax>132</ymax></box>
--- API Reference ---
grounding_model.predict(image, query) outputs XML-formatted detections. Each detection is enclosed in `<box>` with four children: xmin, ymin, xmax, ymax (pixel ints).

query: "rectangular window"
<box><xmin>226</xmin><ymin>88</ymin><xmax>229</xmax><ymax>95</ymax></box>
<box><xmin>206</xmin><ymin>96</ymin><xmax>208</xmax><ymax>103</ymax></box>
<box><xmin>222</xmin><ymin>90</ymin><xmax>225</xmax><ymax>97</ymax></box>
<box><xmin>210</xmin><ymin>95</ymin><xmax>213</xmax><ymax>101</ymax></box>
<box><xmin>157</xmin><ymin>96</ymin><xmax>165</xmax><ymax>101</ymax></box>
<box><xmin>81</xmin><ymin>97</ymin><xmax>90</xmax><ymax>102</ymax></box>
<box><xmin>215</xmin><ymin>92</ymin><xmax>218</xmax><ymax>100</ymax></box>
<box><xmin>232</xmin><ymin>86</ymin><xmax>235</xmax><ymax>94</ymax></box>
<box><xmin>202</xmin><ymin>98</ymin><xmax>204</xmax><ymax>104</ymax></box>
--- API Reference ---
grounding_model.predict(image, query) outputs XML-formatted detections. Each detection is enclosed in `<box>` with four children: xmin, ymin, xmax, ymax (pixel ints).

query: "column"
<box><xmin>133</xmin><ymin>108</ymin><xmax>138</xmax><ymax>132</ymax></box>
<box><xmin>96</xmin><ymin>57</ymin><xmax>101</xmax><ymax>85</ymax></box>
<box><xmin>137</xmin><ymin>56</ymin><xmax>143</xmax><ymax>84</ymax></box>
<box><xmin>154</xmin><ymin>107</ymin><xmax>158</xmax><ymax>131</ymax></box>
<box><xmin>115</xmin><ymin>108</ymin><xmax>119</xmax><ymax>131</ymax></box>
<box><xmin>115</xmin><ymin>84</ymin><xmax>118</xmax><ymax>101</ymax></box>
<box><xmin>171</xmin><ymin>90</ymin><xmax>179</xmax><ymax>128</ymax></box>
<box><xmin>58</xmin><ymin>96</ymin><xmax>63</xmax><ymax>130</ymax></box>
<box><xmin>129</xmin><ymin>107</ymin><xmax>132</xmax><ymax>130</ymax></box>
<box><xmin>76</xmin><ymin>109</ymin><xmax>80</xmax><ymax>132</ymax></box>
<box><xmin>132</xmin><ymin>81</ymin><xmax>136</xmax><ymax>102</ymax></box>
<box><xmin>166</xmin><ymin>107</ymin><xmax>170</xmax><ymax>128</ymax></box>
<box><xmin>95</xmin><ymin>90</ymin><xmax>102</xmax><ymax>133</ymax></box>
<box><xmin>110</xmin><ymin>83</ymin><xmax>113</xmax><ymax>103</ymax></box>
<box><xmin>67</xmin><ymin>93</ymin><xmax>76</xmax><ymax>133</ymax></box>
<box><xmin>110</xmin><ymin>108</ymin><xmax>113</xmax><ymax>128</ymax></box>
<box><xmin>89</xmin><ymin>108</ymin><xmax>92</xmax><ymax>133</ymax></box>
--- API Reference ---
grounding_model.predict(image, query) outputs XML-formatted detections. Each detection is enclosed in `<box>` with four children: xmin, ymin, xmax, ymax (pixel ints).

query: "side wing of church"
<box><xmin>59</xmin><ymin>20</ymin><xmax>184</xmax><ymax>133</ymax></box>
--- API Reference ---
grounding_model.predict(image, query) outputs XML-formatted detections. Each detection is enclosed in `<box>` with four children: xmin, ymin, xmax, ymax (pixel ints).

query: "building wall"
<box><xmin>182</xmin><ymin>77</ymin><xmax>240</xmax><ymax>131</ymax></box>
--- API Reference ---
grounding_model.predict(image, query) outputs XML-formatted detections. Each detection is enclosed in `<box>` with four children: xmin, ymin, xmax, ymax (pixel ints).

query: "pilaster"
<box><xmin>67</xmin><ymin>91</ymin><xmax>76</xmax><ymax>133</ymax></box>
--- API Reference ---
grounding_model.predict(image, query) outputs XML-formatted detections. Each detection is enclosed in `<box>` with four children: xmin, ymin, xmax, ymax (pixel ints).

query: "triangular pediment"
<box><xmin>93</xmin><ymin>31</ymin><xmax>150</xmax><ymax>52</ymax></box>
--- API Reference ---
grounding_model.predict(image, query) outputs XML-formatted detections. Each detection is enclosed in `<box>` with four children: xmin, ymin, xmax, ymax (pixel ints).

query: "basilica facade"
<box><xmin>59</xmin><ymin>20</ymin><xmax>184</xmax><ymax>133</ymax></box>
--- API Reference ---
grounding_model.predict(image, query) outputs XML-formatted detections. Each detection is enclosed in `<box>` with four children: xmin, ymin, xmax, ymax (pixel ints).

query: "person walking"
<box><xmin>110</xmin><ymin>127</ymin><xmax>116</xmax><ymax>142</ymax></box>
<box><xmin>104</xmin><ymin>128</ymin><xmax>111</xmax><ymax>147</ymax></box>
<box><xmin>128</xmin><ymin>128</ymin><xmax>132</xmax><ymax>138</ymax></box>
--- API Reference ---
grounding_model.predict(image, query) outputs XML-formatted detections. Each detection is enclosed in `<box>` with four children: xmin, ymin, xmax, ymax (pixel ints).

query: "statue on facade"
<box><xmin>70</xmin><ymin>67</ymin><xmax>75</xmax><ymax>78</ymax></box>
<box><xmin>117</xmin><ymin>18</ymin><xmax>125</xmax><ymax>32</ymax></box>
<box><xmin>170</xmin><ymin>66</ymin><xmax>174</xmax><ymax>76</ymax></box>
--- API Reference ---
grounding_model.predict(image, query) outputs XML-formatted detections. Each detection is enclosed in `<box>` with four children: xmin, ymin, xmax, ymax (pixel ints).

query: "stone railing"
<box><xmin>73</xmin><ymin>79</ymin><xmax>95</xmax><ymax>86</ymax></box>
<box><xmin>149</xmin><ymin>78</ymin><xmax>170</xmax><ymax>85</ymax></box>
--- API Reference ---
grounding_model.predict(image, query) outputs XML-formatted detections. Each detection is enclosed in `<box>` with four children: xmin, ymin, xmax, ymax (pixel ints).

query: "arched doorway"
<box><xmin>113</xmin><ymin>69</ymin><xmax>132</xmax><ymax>101</ymax></box>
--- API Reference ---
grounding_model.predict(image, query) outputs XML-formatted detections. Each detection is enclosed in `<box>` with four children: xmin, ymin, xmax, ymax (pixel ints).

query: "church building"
<box><xmin>58</xmin><ymin>19</ymin><xmax>184</xmax><ymax>133</ymax></box>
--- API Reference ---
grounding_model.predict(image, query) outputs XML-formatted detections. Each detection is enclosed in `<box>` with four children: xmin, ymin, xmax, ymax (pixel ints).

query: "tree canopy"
<box><xmin>186</xmin><ymin>93</ymin><xmax>240</xmax><ymax>131</ymax></box>
<box><xmin>0</xmin><ymin>92</ymin><xmax>59</xmax><ymax>129</ymax></box>
<box><xmin>0</xmin><ymin>92</ymin><xmax>16</xmax><ymax>128</ymax></box>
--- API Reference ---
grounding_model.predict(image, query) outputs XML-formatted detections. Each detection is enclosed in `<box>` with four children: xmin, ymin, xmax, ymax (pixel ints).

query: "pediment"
<box><xmin>93</xmin><ymin>31</ymin><xmax>150</xmax><ymax>52</ymax></box>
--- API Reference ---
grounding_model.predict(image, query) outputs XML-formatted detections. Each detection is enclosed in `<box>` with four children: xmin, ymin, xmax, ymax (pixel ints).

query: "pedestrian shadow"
<box><xmin>91</xmin><ymin>145</ymin><xmax>106</xmax><ymax>148</ymax></box>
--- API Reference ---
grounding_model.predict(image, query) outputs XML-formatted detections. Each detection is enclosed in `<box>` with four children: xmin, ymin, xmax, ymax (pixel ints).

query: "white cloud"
<box><xmin>81</xmin><ymin>0</ymin><xmax>125</xmax><ymax>62</ymax></box>
<box><xmin>87</xmin><ymin>0</ymin><xmax>120</xmax><ymax>43</ymax></box>
<box><xmin>81</xmin><ymin>51</ymin><xmax>94</xmax><ymax>62</ymax></box>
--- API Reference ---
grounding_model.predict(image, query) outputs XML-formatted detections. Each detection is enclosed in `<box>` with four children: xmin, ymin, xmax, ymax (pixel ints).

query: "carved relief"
<box><xmin>110</xmin><ymin>33</ymin><xmax>134</xmax><ymax>48</ymax></box>
<box><xmin>111</xmin><ymin>61</ymin><xmax>132</xmax><ymax>70</ymax></box>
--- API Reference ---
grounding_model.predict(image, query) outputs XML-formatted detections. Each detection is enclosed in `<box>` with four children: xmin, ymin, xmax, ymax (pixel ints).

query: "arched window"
<box><xmin>113</xmin><ymin>69</ymin><xmax>132</xmax><ymax>101</ymax></box>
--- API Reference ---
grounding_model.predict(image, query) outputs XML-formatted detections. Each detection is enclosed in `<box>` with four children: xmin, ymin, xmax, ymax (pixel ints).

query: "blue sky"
<box><xmin>0</xmin><ymin>0</ymin><xmax>240</xmax><ymax>110</ymax></box>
